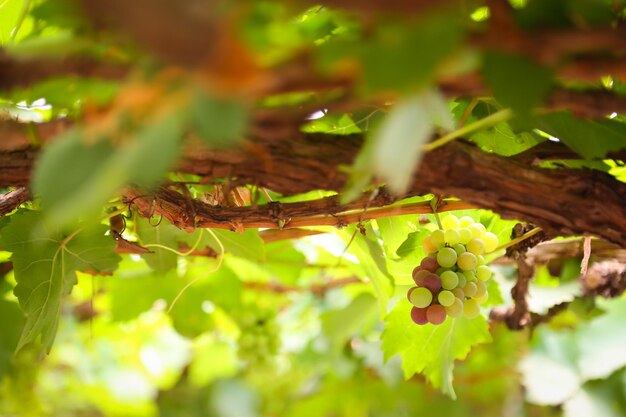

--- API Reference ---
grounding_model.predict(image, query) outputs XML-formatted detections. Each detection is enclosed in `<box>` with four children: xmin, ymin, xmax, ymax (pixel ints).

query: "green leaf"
<box><xmin>339</xmin><ymin>226</ymin><xmax>394</xmax><ymax>315</ymax></box>
<box><xmin>8</xmin><ymin>77</ymin><xmax>120</xmax><ymax>109</ymax></box>
<box><xmin>136</xmin><ymin>217</ymin><xmax>187</xmax><ymax>273</ymax></box>
<box><xmin>576</xmin><ymin>298</ymin><xmax>626</xmax><ymax>380</ymax></box>
<box><xmin>382</xmin><ymin>300</ymin><xmax>492</xmax><ymax>398</ymax></box>
<box><xmin>396</xmin><ymin>229</ymin><xmax>430</xmax><ymax>259</ymax></box>
<box><xmin>535</xmin><ymin>112</ymin><xmax>626</xmax><ymax>159</ymax></box>
<box><xmin>359</xmin><ymin>15</ymin><xmax>462</xmax><ymax>92</ymax></box>
<box><xmin>469</xmin><ymin>121</ymin><xmax>545</xmax><ymax>156</ymax></box>
<box><xmin>372</xmin><ymin>91</ymin><xmax>453</xmax><ymax>195</ymax></box>
<box><xmin>519</xmin><ymin>328</ymin><xmax>581</xmax><ymax>405</ymax></box>
<box><xmin>0</xmin><ymin>298</ymin><xmax>24</xmax><ymax>379</ymax></box>
<box><xmin>0</xmin><ymin>0</ymin><xmax>23</xmax><ymax>45</ymax></box>
<box><xmin>203</xmin><ymin>229</ymin><xmax>266</xmax><ymax>262</ymax></box>
<box><xmin>191</xmin><ymin>93</ymin><xmax>248</xmax><ymax>148</ymax></box>
<box><xmin>321</xmin><ymin>292</ymin><xmax>377</xmax><ymax>351</ymax></box>
<box><xmin>482</xmin><ymin>52</ymin><xmax>553</xmax><ymax>114</ymax></box>
<box><xmin>343</xmin><ymin>91</ymin><xmax>453</xmax><ymax>201</ymax></box>
<box><xmin>32</xmin><ymin>111</ymin><xmax>185</xmax><ymax>227</ymax></box>
<box><xmin>0</xmin><ymin>210</ymin><xmax>120</xmax><ymax>352</ymax></box>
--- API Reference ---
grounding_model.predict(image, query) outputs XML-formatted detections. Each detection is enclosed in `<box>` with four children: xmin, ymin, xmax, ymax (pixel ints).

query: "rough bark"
<box><xmin>2</xmin><ymin>118</ymin><xmax>626</xmax><ymax>245</ymax></box>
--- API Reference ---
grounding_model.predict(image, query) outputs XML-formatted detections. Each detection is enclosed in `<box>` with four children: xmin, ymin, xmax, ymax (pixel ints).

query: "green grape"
<box><xmin>438</xmin><ymin>290</ymin><xmax>455</xmax><ymax>307</ymax></box>
<box><xmin>436</xmin><ymin>267</ymin><xmax>451</xmax><ymax>276</ymax></box>
<box><xmin>453</xmin><ymin>243</ymin><xmax>466</xmax><ymax>256</ymax></box>
<box><xmin>483</xmin><ymin>232</ymin><xmax>499</xmax><ymax>253</ymax></box>
<box><xmin>467</xmin><ymin>238</ymin><xmax>485</xmax><ymax>256</ymax></box>
<box><xmin>464</xmin><ymin>270</ymin><xmax>477</xmax><ymax>282</ymax></box>
<box><xmin>409</xmin><ymin>287</ymin><xmax>433</xmax><ymax>308</ymax></box>
<box><xmin>475</xmin><ymin>280</ymin><xmax>487</xmax><ymax>298</ymax></box>
<box><xmin>459</xmin><ymin>216</ymin><xmax>474</xmax><ymax>228</ymax></box>
<box><xmin>452</xmin><ymin>287</ymin><xmax>465</xmax><ymax>299</ymax></box>
<box><xmin>426</xmin><ymin>304</ymin><xmax>447</xmax><ymax>325</ymax></box>
<box><xmin>476</xmin><ymin>265</ymin><xmax>491</xmax><ymax>281</ymax></box>
<box><xmin>423</xmin><ymin>235</ymin><xmax>437</xmax><ymax>253</ymax></box>
<box><xmin>468</xmin><ymin>223</ymin><xmax>485</xmax><ymax>239</ymax></box>
<box><xmin>431</xmin><ymin>229</ymin><xmax>445</xmax><ymax>248</ymax></box>
<box><xmin>463</xmin><ymin>298</ymin><xmax>481</xmax><ymax>318</ymax></box>
<box><xmin>456</xmin><ymin>272</ymin><xmax>467</xmax><ymax>288</ymax></box>
<box><xmin>440</xmin><ymin>270</ymin><xmax>459</xmax><ymax>290</ymax></box>
<box><xmin>458</xmin><ymin>228</ymin><xmax>472</xmax><ymax>244</ymax></box>
<box><xmin>464</xmin><ymin>281</ymin><xmax>478</xmax><ymax>297</ymax></box>
<box><xmin>445</xmin><ymin>298</ymin><xmax>463</xmax><ymax>317</ymax></box>
<box><xmin>474</xmin><ymin>292</ymin><xmax>489</xmax><ymax>304</ymax></box>
<box><xmin>457</xmin><ymin>252</ymin><xmax>478</xmax><ymax>271</ymax></box>
<box><xmin>444</xmin><ymin>228</ymin><xmax>460</xmax><ymax>245</ymax></box>
<box><xmin>411</xmin><ymin>307</ymin><xmax>429</xmax><ymax>325</ymax></box>
<box><xmin>441</xmin><ymin>214</ymin><xmax>460</xmax><ymax>230</ymax></box>
<box><xmin>477</xmin><ymin>255</ymin><xmax>486</xmax><ymax>266</ymax></box>
<box><xmin>437</xmin><ymin>247</ymin><xmax>457</xmax><ymax>268</ymax></box>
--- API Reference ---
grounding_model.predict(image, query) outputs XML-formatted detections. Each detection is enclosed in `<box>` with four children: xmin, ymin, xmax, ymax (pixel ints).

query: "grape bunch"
<box><xmin>236</xmin><ymin>304</ymin><xmax>280</xmax><ymax>366</ymax></box>
<box><xmin>407</xmin><ymin>214</ymin><xmax>499</xmax><ymax>325</ymax></box>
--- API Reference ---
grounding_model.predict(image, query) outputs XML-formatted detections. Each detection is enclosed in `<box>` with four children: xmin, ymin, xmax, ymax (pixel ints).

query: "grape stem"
<box><xmin>423</xmin><ymin>108</ymin><xmax>514</xmax><ymax>151</ymax></box>
<box><xmin>429</xmin><ymin>196</ymin><xmax>444</xmax><ymax>230</ymax></box>
<box><xmin>493</xmin><ymin>227</ymin><xmax>543</xmax><ymax>252</ymax></box>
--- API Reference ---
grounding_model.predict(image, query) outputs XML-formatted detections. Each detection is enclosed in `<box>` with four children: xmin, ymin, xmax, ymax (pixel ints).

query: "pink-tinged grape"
<box><xmin>473</xmin><ymin>292</ymin><xmax>489</xmax><ymax>304</ymax></box>
<box><xmin>452</xmin><ymin>287</ymin><xmax>465</xmax><ymax>299</ymax></box>
<box><xmin>469</xmin><ymin>223</ymin><xmax>486</xmax><ymax>239</ymax></box>
<box><xmin>440</xmin><ymin>270</ymin><xmax>459</xmax><ymax>290</ymax></box>
<box><xmin>431</xmin><ymin>229</ymin><xmax>445</xmax><ymax>248</ymax></box>
<box><xmin>453</xmin><ymin>244</ymin><xmax>466</xmax><ymax>256</ymax></box>
<box><xmin>458</xmin><ymin>228</ymin><xmax>472</xmax><ymax>244</ymax></box>
<box><xmin>444</xmin><ymin>228</ymin><xmax>460</xmax><ymax>245</ymax></box>
<box><xmin>413</xmin><ymin>269</ymin><xmax>430</xmax><ymax>286</ymax></box>
<box><xmin>483</xmin><ymin>232</ymin><xmax>499</xmax><ymax>253</ymax></box>
<box><xmin>464</xmin><ymin>281</ymin><xmax>478</xmax><ymax>297</ymax></box>
<box><xmin>456</xmin><ymin>272</ymin><xmax>467</xmax><ymax>288</ymax></box>
<box><xmin>423</xmin><ymin>274</ymin><xmax>442</xmax><ymax>293</ymax></box>
<box><xmin>457</xmin><ymin>252</ymin><xmax>478</xmax><ymax>271</ymax></box>
<box><xmin>407</xmin><ymin>287</ymin><xmax>416</xmax><ymax>302</ymax></box>
<box><xmin>467</xmin><ymin>238</ymin><xmax>485</xmax><ymax>256</ymax></box>
<box><xmin>463</xmin><ymin>298</ymin><xmax>481</xmax><ymax>318</ymax></box>
<box><xmin>459</xmin><ymin>216</ymin><xmax>474</xmax><ymax>228</ymax></box>
<box><xmin>441</xmin><ymin>214</ymin><xmax>460</xmax><ymax>230</ymax></box>
<box><xmin>476</xmin><ymin>265</ymin><xmax>491</xmax><ymax>281</ymax></box>
<box><xmin>411</xmin><ymin>307</ymin><xmax>429</xmax><ymax>325</ymax></box>
<box><xmin>409</xmin><ymin>287</ymin><xmax>433</xmax><ymax>308</ymax></box>
<box><xmin>477</xmin><ymin>255</ymin><xmax>486</xmax><ymax>266</ymax></box>
<box><xmin>437</xmin><ymin>247</ymin><xmax>457</xmax><ymax>268</ymax></box>
<box><xmin>426</xmin><ymin>304</ymin><xmax>447</xmax><ymax>325</ymax></box>
<box><xmin>438</xmin><ymin>290</ymin><xmax>455</xmax><ymax>307</ymax></box>
<box><xmin>445</xmin><ymin>298</ymin><xmax>464</xmax><ymax>317</ymax></box>
<box><xmin>420</xmin><ymin>256</ymin><xmax>438</xmax><ymax>273</ymax></box>
<box><xmin>423</xmin><ymin>235</ymin><xmax>437</xmax><ymax>254</ymax></box>
<box><xmin>475</xmin><ymin>280</ymin><xmax>487</xmax><ymax>298</ymax></box>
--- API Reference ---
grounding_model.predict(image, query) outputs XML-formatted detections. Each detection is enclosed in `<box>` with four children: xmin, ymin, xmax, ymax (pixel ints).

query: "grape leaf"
<box><xmin>32</xmin><ymin>110</ymin><xmax>185</xmax><ymax>227</ymax></box>
<box><xmin>382</xmin><ymin>300</ymin><xmax>492</xmax><ymax>399</ymax></box>
<box><xmin>339</xmin><ymin>226</ymin><xmax>394</xmax><ymax>315</ymax></box>
<box><xmin>136</xmin><ymin>217</ymin><xmax>187</xmax><ymax>273</ymax></box>
<box><xmin>202</xmin><ymin>229</ymin><xmax>266</xmax><ymax>262</ymax></box>
<box><xmin>482</xmin><ymin>52</ymin><xmax>553</xmax><ymax>115</ymax></box>
<box><xmin>0</xmin><ymin>210</ymin><xmax>120</xmax><ymax>352</ymax></box>
<box><xmin>0</xmin><ymin>298</ymin><xmax>24</xmax><ymax>379</ymax></box>
<box><xmin>535</xmin><ymin>112</ymin><xmax>626</xmax><ymax>159</ymax></box>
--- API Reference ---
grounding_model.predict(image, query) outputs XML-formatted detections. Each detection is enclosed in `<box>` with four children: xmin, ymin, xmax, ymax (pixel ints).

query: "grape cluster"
<box><xmin>407</xmin><ymin>215</ymin><xmax>499</xmax><ymax>325</ymax></box>
<box><xmin>237</xmin><ymin>305</ymin><xmax>280</xmax><ymax>366</ymax></box>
